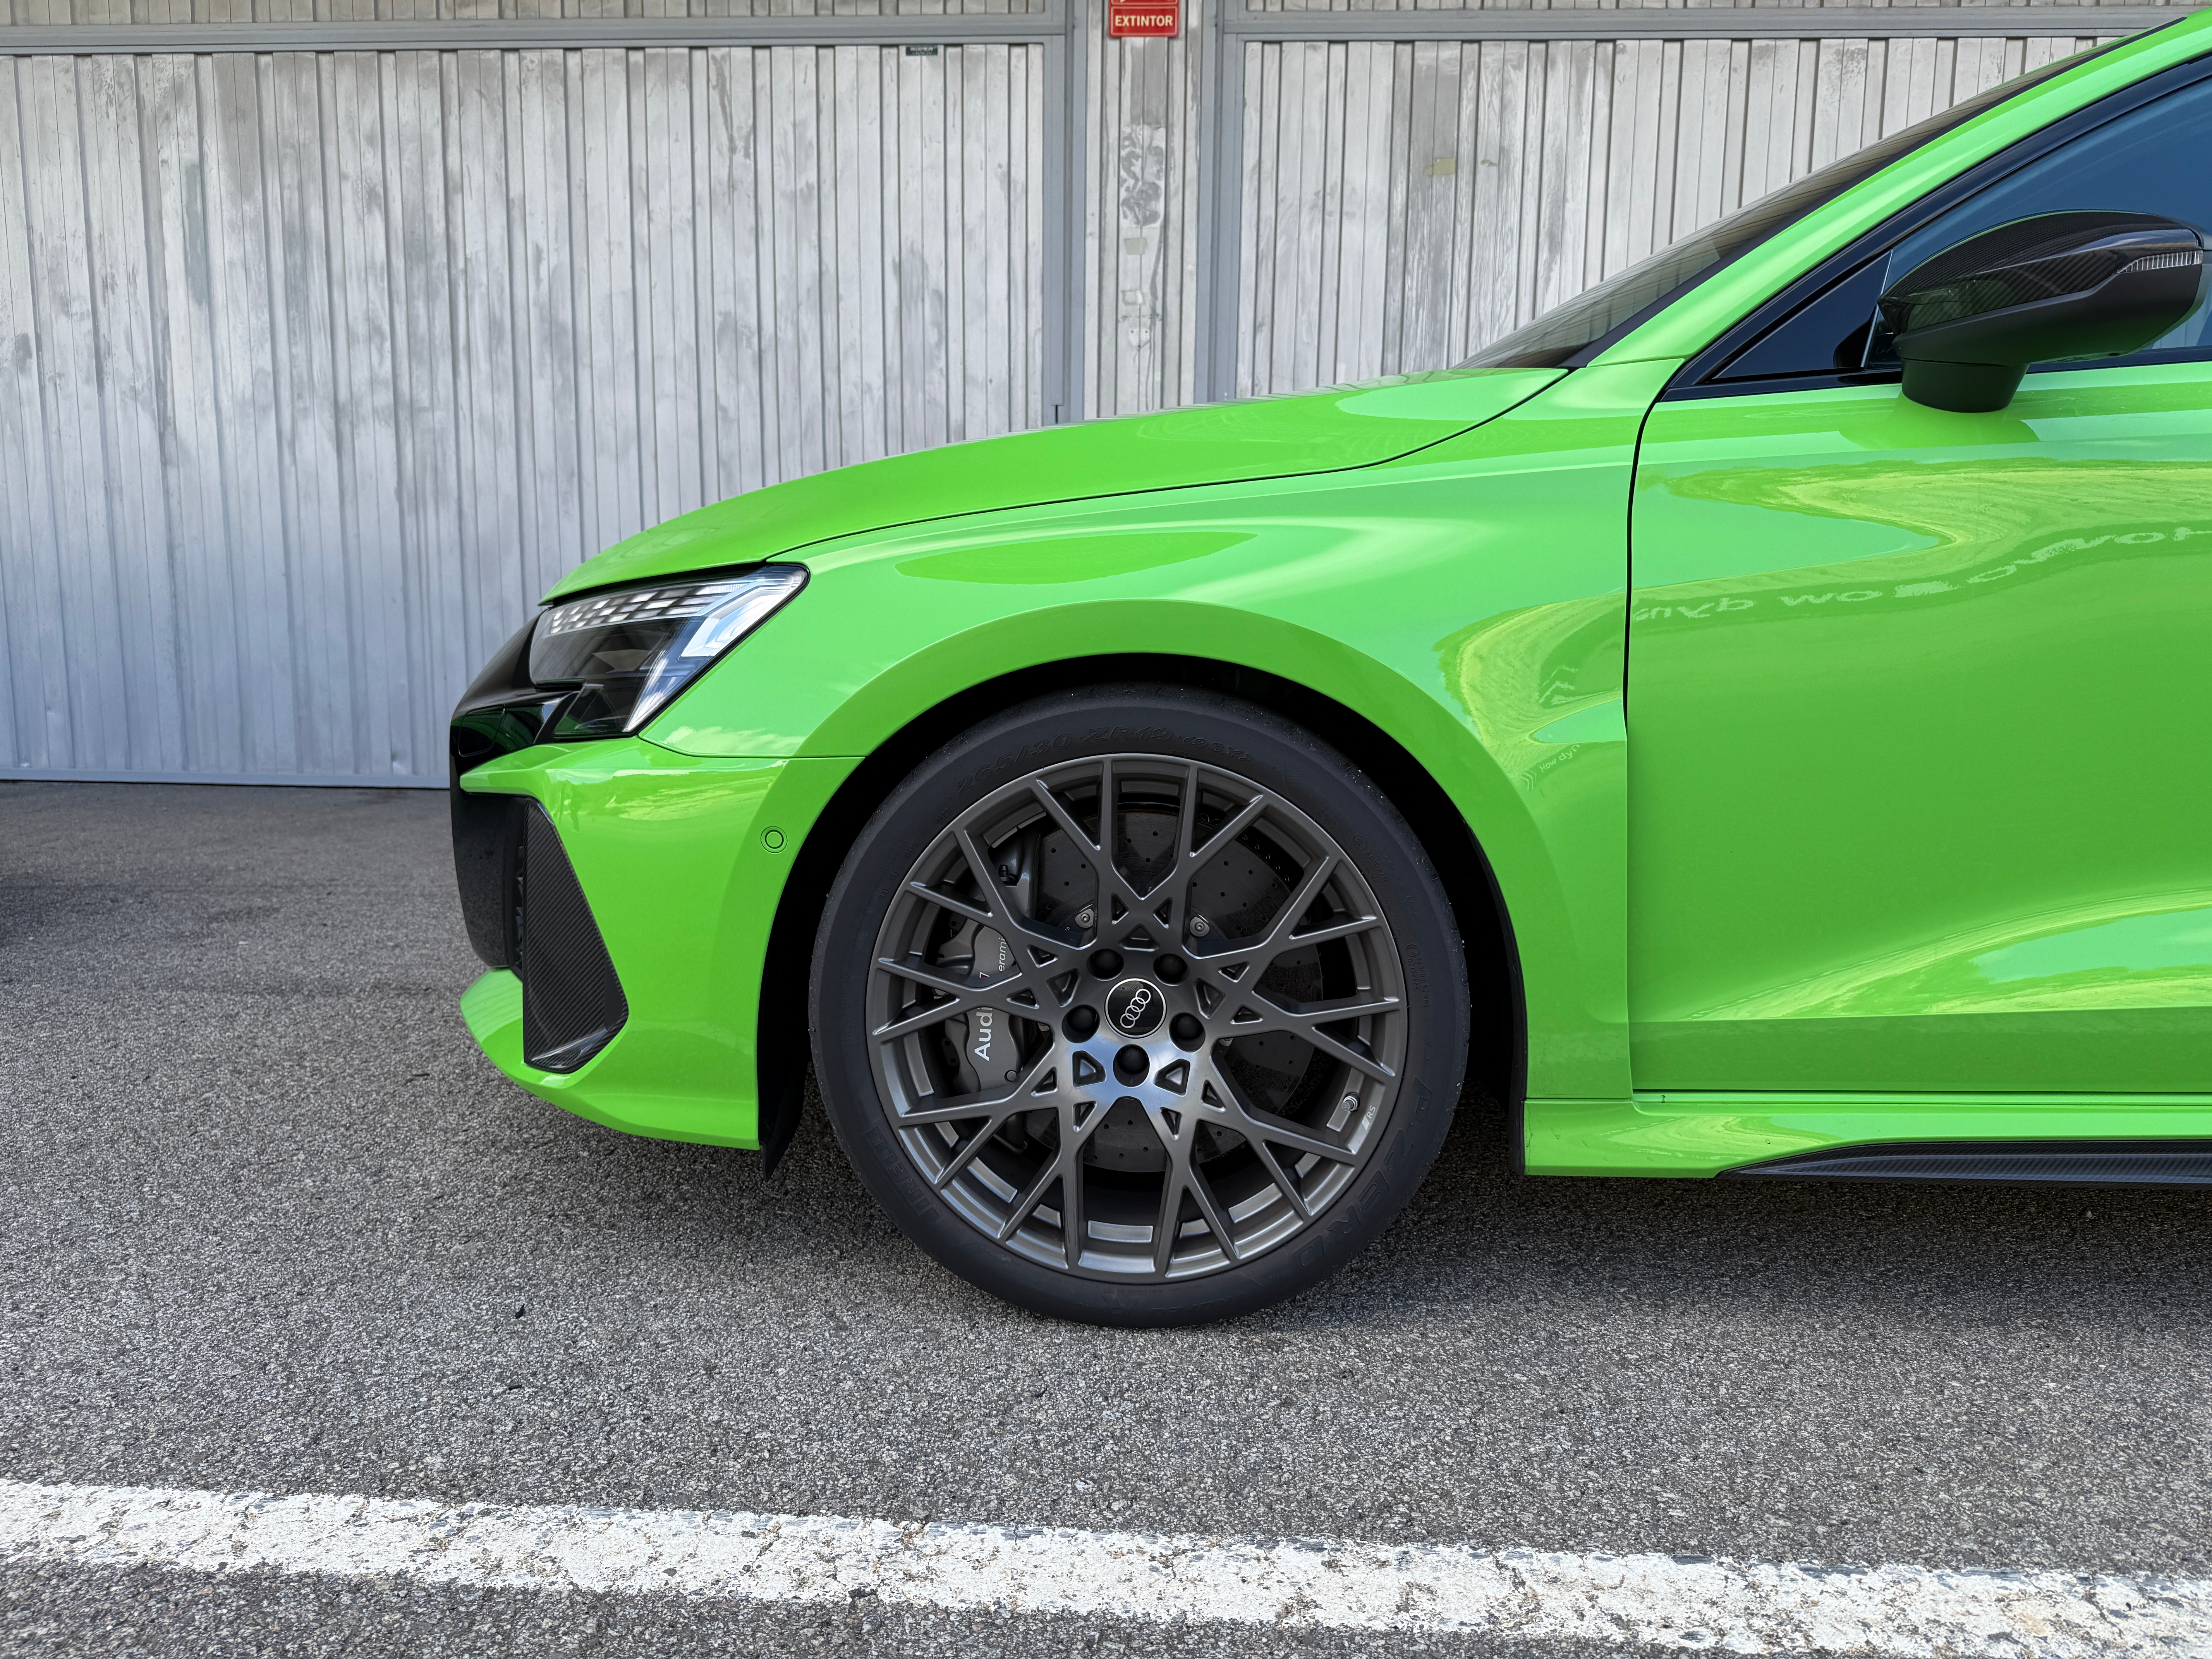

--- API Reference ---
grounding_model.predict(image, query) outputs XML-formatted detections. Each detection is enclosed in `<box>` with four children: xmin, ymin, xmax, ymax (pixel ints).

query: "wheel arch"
<box><xmin>756</xmin><ymin>653</ymin><xmax>1525</xmax><ymax>1172</ymax></box>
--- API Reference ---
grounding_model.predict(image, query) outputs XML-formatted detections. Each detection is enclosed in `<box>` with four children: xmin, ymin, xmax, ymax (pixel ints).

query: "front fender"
<box><xmin>647</xmin><ymin>362</ymin><xmax>1678</xmax><ymax>1105</ymax></box>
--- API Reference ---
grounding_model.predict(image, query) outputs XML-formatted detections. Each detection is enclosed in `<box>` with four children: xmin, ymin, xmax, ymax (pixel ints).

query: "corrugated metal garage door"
<box><xmin>1227</xmin><ymin>28</ymin><xmax>2123</xmax><ymax>396</ymax></box>
<box><xmin>0</xmin><ymin>1</ymin><xmax>2190</xmax><ymax>784</ymax></box>
<box><xmin>1085</xmin><ymin>3</ymin><xmax>1206</xmax><ymax>415</ymax></box>
<box><xmin>0</xmin><ymin>30</ymin><xmax>1055</xmax><ymax>783</ymax></box>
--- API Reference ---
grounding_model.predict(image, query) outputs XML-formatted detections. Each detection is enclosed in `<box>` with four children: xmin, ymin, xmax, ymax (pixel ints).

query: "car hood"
<box><xmin>545</xmin><ymin>367</ymin><xmax>1562</xmax><ymax>599</ymax></box>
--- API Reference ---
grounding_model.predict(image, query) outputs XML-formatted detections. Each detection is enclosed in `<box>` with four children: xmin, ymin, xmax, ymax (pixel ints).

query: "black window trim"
<box><xmin>1662</xmin><ymin>51</ymin><xmax>2212</xmax><ymax>404</ymax></box>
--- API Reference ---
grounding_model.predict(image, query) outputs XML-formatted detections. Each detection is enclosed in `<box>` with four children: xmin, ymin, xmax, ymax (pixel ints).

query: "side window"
<box><xmin>1708</xmin><ymin>71</ymin><xmax>2212</xmax><ymax>385</ymax></box>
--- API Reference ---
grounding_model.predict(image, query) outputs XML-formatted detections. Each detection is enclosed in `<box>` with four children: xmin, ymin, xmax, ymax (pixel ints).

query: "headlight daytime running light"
<box><xmin>527</xmin><ymin>564</ymin><xmax>808</xmax><ymax>738</ymax></box>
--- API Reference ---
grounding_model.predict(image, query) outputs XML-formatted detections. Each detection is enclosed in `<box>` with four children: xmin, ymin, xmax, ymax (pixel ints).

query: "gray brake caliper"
<box><xmin>939</xmin><ymin>828</ymin><xmax>1036</xmax><ymax>1092</ymax></box>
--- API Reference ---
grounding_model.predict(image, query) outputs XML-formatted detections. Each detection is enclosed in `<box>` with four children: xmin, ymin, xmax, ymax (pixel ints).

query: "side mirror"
<box><xmin>1879</xmin><ymin>211</ymin><xmax>2205</xmax><ymax>412</ymax></box>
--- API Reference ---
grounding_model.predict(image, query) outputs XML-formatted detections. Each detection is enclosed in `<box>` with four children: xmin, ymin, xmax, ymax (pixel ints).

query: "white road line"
<box><xmin>0</xmin><ymin>1477</ymin><xmax>2203</xmax><ymax>1654</ymax></box>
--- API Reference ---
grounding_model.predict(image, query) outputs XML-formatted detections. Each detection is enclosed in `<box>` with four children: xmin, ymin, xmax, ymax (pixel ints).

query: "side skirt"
<box><xmin>1722</xmin><ymin>1139</ymin><xmax>2212</xmax><ymax>1187</ymax></box>
<box><xmin>1522</xmin><ymin>1092</ymin><xmax>2212</xmax><ymax>1179</ymax></box>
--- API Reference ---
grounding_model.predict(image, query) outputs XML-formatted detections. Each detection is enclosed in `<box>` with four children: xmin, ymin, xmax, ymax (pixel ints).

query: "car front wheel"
<box><xmin>809</xmin><ymin>685</ymin><xmax>1469</xmax><ymax>1326</ymax></box>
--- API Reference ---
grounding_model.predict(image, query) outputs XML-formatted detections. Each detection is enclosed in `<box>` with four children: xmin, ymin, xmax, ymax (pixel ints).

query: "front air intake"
<box><xmin>520</xmin><ymin>805</ymin><xmax>629</xmax><ymax>1073</ymax></box>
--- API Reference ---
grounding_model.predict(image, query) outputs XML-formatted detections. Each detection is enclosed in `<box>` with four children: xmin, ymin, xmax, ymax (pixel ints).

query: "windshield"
<box><xmin>1458</xmin><ymin>46</ymin><xmax>2115</xmax><ymax>369</ymax></box>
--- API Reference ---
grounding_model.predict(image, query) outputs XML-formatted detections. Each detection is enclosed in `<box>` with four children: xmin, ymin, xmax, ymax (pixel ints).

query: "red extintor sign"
<box><xmin>1107</xmin><ymin>0</ymin><xmax>1179</xmax><ymax>36</ymax></box>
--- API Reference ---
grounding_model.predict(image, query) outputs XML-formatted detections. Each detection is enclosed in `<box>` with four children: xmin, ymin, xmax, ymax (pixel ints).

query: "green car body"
<box><xmin>455</xmin><ymin>10</ymin><xmax>2212</xmax><ymax>1192</ymax></box>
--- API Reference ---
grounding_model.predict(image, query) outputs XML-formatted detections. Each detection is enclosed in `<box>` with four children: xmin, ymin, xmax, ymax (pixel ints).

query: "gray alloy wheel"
<box><xmin>866</xmin><ymin>751</ymin><xmax>1406</xmax><ymax>1281</ymax></box>
<box><xmin>810</xmin><ymin>686</ymin><xmax>1468</xmax><ymax>1326</ymax></box>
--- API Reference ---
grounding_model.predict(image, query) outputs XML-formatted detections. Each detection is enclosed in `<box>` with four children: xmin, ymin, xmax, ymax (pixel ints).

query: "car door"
<box><xmin>1628</xmin><ymin>63</ymin><xmax>2212</xmax><ymax>1095</ymax></box>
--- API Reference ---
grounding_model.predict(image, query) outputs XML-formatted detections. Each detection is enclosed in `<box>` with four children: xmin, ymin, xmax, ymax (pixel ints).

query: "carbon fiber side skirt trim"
<box><xmin>1722</xmin><ymin>1139</ymin><xmax>2212</xmax><ymax>1187</ymax></box>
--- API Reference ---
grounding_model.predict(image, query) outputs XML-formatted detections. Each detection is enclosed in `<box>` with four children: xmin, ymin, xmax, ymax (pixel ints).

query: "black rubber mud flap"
<box><xmin>757</xmin><ymin>1054</ymin><xmax>808</xmax><ymax>1179</ymax></box>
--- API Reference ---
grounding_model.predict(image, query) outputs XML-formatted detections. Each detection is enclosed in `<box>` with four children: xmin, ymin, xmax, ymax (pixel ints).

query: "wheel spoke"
<box><xmin>1188</xmin><ymin>851</ymin><xmax>1365</xmax><ymax>995</ymax></box>
<box><xmin>1025</xmin><ymin>777</ymin><xmax>1100</xmax><ymax>857</ymax></box>
<box><xmin>1099</xmin><ymin>753</ymin><xmax>1118</xmax><ymax>871</ymax></box>
<box><xmin>1140</xmin><ymin>1101</ymin><xmax>1241</xmax><ymax>1275</ymax></box>
<box><xmin>872</xmin><ymin>995</ymin><xmax>968</xmax><ymax>1043</ymax></box>
<box><xmin>891</xmin><ymin>1094</ymin><xmax>1006</xmax><ymax>1127</ymax></box>
<box><xmin>949</xmin><ymin>822</ymin><xmax>1008</xmax><ymax>892</ymax></box>
<box><xmin>905</xmin><ymin>879</ymin><xmax>995</xmax><ymax>930</ymax></box>
<box><xmin>1026</xmin><ymin>775</ymin><xmax>1148</xmax><ymax>926</ymax></box>
<box><xmin>1247</xmin><ymin>1135</ymin><xmax>1313</xmax><ymax>1219</ymax></box>
<box><xmin>1146</xmin><ymin>1158</ymin><xmax>1238</xmax><ymax>1274</ymax></box>
<box><xmin>1180</xmin><ymin>1161</ymin><xmax>1239</xmax><ymax>1264</ymax></box>
<box><xmin>893</xmin><ymin>1049</ymin><xmax>1060</xmax><ymax>1125</ymax></box>
<box><xmin>1288</xmin><ymin>1023</ymin><xmax>1397</xmax><ymax>1084</ymax></box>
<box><xmin>1253</xmin><ymin>852</ymin><xmax>1338</xmax><ymax>954</ymax></box>
<box><xmin>1235</xmin><ymin>1105</ymin><xmax>1362</xmax><ymax>1165</ymax></box>
<box><xmin>1161</xmin><ymin>788</ymin><xmax>1267</xmax><ymax>922</ymax></box>
<box><xmin>1187</xmin><ymin>791</ymin><xmax>1267</xmax><ymax>875</ymax></box>
<box><xmin>876</xmin><ymin>955</ymin><xmax>989</xmax><ymax>1001</ymax></box>
<box><xmin>1235</xmin><ymin>992</ymin><xmax>1401</xmax><ymax>1027</ymax></box>
<box><xmin>1142</xmin><ymin>1101</ymin><xmax>1192</xmax><ymax>1274</ymax></box>
<box><xmin>996</xmin><ymin>1151</ymin><xmax>1067</xmax><ymax>1243</ymax></box>
<box><xmin>933</xmin><ymin>1112</ymin><xmax>1013</xmax><ymax>1188</ymax></box>
<box><xmin>873</xmin><ymin>956</ymin><xmax>1041</xmax><ymax>1024</ymax></box>
<box><xmin>1197</xmin><ymin>1054</ymin><xmax>1363</xmax><ymax>1165</ymax></box>
<box><xmin>949</xmin><ymin>825</ymin><xmax>1081</xmax><ymax>965</ymax></box>
<box><xmin>1220</xmin><ymin>992</ymin><xmax>1400</xmax><ymax>1083</ymax></box>
<box><xmin>1278</xmin><ymin>912</ymin><xmax>1387</xmax><ymax>950</ymax></box>
<box><xmin>1057</xmin><ymin>1152</ymin><xmax>1088</xmax><ymax>1270</ymax></box>
<box><xmin>1163</xmin><ymin>762</ymin><xmax>1202</xmax><ymax>919</ymax></box>
<box><xmin>1149</xmin><ymin>1167</ymin><xmax>1185</xmax><ymax>1274</ymax></box>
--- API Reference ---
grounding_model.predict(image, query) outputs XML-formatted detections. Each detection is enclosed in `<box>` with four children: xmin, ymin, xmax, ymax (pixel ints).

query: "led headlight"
<box><xmin>527</xmin><ymin>565</ymin><xmax>808</xmax><ymax>738</ymax></box>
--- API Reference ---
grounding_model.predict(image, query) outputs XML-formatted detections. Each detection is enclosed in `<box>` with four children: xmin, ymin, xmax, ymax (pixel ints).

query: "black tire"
<box><xmin>809</xmin><ymin>684</ymin><xmax>1470</xmax><ymax>1326</ymax></box>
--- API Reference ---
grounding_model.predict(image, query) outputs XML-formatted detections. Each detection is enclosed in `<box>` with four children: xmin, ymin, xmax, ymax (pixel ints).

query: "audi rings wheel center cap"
<box><xmin>1105</xmin><ymin>977</ymin><xmax>1166</xmax><ymax>1039</ymax></box>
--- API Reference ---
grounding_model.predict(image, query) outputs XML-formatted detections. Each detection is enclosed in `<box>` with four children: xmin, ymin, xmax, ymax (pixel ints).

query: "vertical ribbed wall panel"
<box><xmin>0</xmin><ymin>43</ymin><xmax>1049</xmax><ymax>781</ymax></box>
<box><xmin>1230</xmin><ymin>28</ymin><xmax>2128</xmax><ymax>396</ymax></box>
<box><xmin>0</xmin><ymin>3</ymin><xmax>2189</xmax><ymax>781</ymax></box>
<box><xmin>0</xmin><ymin>1</ymin><xmax>1049</xmax><ymax>21</ymax></box>
<box><xmin>1084</xmin><ymin>0</ymin><xmax>1204</xmax><ymax>415</ymax></box>
<box><xmin>1241</xmin><ymin>0</ymin><xmax>2181</xmax><ymax>13</ymax></box>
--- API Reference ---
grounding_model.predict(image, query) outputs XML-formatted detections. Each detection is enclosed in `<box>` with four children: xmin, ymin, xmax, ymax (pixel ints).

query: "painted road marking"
<box><xmin>1</xmin><ymin>1477</ymin><xmax>2203</xmax><ymax>1653</ymax></box>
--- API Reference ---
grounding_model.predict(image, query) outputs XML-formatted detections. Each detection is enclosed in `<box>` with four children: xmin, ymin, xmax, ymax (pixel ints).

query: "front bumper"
<box><xmin>452</xmin><ymin>737</ymin><xmax>857</xmax><ymax>1148</ymax></box>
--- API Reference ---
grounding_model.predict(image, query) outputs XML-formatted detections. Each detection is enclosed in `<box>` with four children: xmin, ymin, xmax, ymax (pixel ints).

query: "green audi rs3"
<box><xmin>451</xmin><ymin>10</ymin><xmax>2212</xmax><ymax>1325</ymax></box>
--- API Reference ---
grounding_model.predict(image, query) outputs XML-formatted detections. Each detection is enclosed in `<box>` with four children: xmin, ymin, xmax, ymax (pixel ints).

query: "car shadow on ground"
<box><xmin>537</xmin><ymin>1063</ymin><xmax>2207</xmax><ymax>1335</ymax></box>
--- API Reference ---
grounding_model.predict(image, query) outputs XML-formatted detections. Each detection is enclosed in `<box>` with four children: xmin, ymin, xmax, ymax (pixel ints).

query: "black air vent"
<box><xmin>451</xmin><ymin>790</ymin><xmax>523</xmax><ymax>968</ymax></box>
<box><xmin>520</xmin><ymin>805</ymin><xmax>629</xmax><ymax>1073</ymax></box>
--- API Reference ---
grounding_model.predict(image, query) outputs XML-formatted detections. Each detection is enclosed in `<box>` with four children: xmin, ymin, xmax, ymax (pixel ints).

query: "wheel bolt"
<box><xmin>1155</xmin><ymin>953</ymin><xmax>1187</xmax><ymax>983</ymax></box>
<box><xmin>1170</xmin><ymin>1013</ymin><xmax>1204</xmax><ymax>1051</ymax></box>
<box><xmin>1064</xmin><ymin>1006</ymin><xmax>1099</xmax><ymax>1041</ymax></box>
<box><xmin>1089</xmin><ymin>949</ymin><xmax>1123</xmax><ymax>978</ymax></box>
<box><xmin>1114</xmin><ymin>1045</ymin><xmax>1150</xmax><ymax>1085</ymax></box>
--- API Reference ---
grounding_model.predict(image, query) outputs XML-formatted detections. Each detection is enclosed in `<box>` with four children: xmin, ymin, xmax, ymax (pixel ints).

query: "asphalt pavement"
<box><xmin>1</xmin><ymin>780</ymin><xmax>2206</xmax><ymax>1656</ymax></box>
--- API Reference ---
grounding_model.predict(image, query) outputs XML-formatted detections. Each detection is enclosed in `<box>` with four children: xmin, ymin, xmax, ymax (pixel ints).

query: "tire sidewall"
<box><xmin>809</xmin><ymin>685</ymin><xmax>1469</xmax><ymax>1326</ymax></box>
